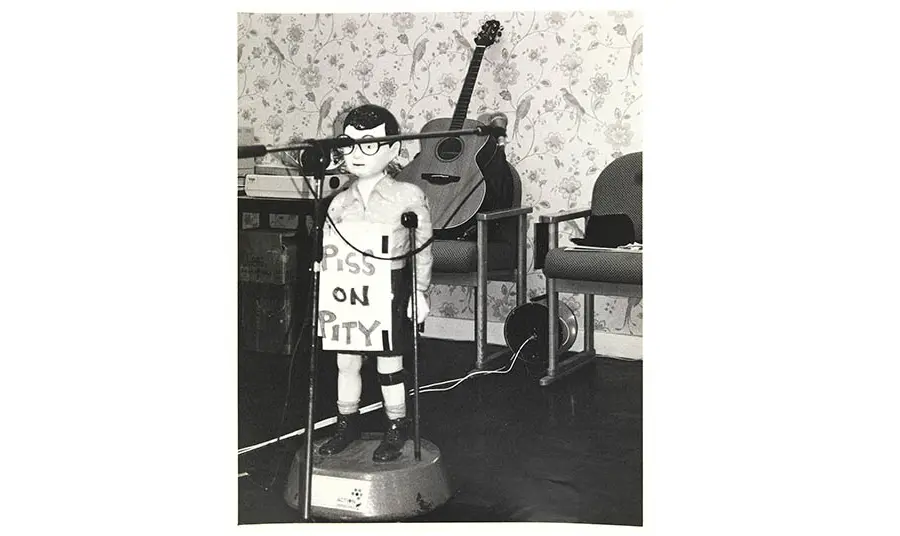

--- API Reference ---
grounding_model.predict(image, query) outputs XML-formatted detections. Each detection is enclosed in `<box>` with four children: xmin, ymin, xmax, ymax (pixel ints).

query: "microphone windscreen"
<box><xmin>238</xmin><ymin>145</ymin><xmax>268</xmax><ymax>159</ymax></box>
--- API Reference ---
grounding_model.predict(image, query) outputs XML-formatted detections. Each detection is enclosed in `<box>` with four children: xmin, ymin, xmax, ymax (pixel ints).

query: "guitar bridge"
<box><xmin>422</xmin><ymin>173</ymin><xmax>461</xmax><ymax>185</ymax></box>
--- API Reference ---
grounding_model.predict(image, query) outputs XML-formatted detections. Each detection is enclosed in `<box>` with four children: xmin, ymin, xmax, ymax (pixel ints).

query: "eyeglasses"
<box><xmin>335</xmin><ymin>134</ymin><xmax>389</xmax><ymax>156</ymax></box>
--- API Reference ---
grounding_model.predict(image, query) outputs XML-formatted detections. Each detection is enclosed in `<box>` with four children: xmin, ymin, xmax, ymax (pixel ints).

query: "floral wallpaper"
<box><xmin>238</xmin><ymin>10</ymin><xmax>643</xmax><ymax>339</ymax></box>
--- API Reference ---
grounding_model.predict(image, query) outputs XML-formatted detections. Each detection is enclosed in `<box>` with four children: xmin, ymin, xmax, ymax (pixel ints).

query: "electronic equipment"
<box><xmin>243</xmin><ymin>173</ymin><xmax>352</xmax><ymax>199</ymax></box>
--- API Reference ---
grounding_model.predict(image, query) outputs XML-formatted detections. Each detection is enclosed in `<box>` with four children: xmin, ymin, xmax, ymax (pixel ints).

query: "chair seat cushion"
<box><xmin>432</xmin><ymin>239</ymin><xmax>516</xmax><ymax>273</ymax></box>
<box><xmin>543</xmin><ymin>247</ymin><xmax>642</xmax><ymax>284</ymax></box>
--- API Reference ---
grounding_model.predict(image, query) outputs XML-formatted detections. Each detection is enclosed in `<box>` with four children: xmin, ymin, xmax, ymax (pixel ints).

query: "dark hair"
<box><xmin>343</xmin><ymin>104</ymin><xmax>400</xmax><ymax>136</ymax></box>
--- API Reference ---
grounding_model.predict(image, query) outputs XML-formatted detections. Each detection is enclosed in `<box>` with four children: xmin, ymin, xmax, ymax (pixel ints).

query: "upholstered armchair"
<box><xmin>428</xmin><ymin>168</ymin><xmax>532</xmax><ymax>370</ymax></box>
<box><xmin>535</xmin><ymin>152</ymin><xmax>642</xmax><ymax>386</ymax></box>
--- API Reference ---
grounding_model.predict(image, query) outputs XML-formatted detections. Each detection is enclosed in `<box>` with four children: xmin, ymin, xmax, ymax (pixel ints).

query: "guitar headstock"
<box><xmin>474</xmin><ymin>20</ymin><xmax>503</xmax><ymax>47</ymax></box>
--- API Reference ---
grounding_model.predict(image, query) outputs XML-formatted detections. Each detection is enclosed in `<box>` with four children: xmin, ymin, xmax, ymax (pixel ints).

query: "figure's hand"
<box><xmin>407</xmin><ymin>291</ymin><xmax>429</xmax><ymax>325</ymax></box>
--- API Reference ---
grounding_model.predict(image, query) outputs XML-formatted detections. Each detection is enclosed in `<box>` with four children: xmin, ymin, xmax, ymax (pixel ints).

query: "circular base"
<box><xmin>284</xmin><ymin>433</ymin><xmax>452</xmax><ymax>521</ymax></box>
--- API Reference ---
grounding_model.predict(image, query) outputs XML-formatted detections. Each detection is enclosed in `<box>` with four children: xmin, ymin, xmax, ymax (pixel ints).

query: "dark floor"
<box><xmin>238</xmin><ymin>337</ymin><xmax>642</xmax><ymax>526</ymax></box>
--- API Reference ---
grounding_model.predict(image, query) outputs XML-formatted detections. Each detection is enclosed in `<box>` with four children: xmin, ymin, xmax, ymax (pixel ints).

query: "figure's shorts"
<box><xmin>358</xmin><ymin>264</ymin><xmax>414</xmax><ymax>358</ymax></box>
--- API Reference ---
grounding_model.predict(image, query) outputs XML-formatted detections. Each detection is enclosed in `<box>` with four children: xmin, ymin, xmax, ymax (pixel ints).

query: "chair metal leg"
<box><xmin>546</xmin><ymin>278</ymin><xmax>559</xmax><ymax>379</ymax></box>
<box><xmin>583</xmin><ymin>293</ymin><xmax>594</xmax><ymax>354</ymax></box>
<box><xmin>541</xmin><ymin>350</ymin><xmax>597</xmax><ymax>386</ymax></box>
<box><xmin>540</xmin><ymin>288</ymin><xmax>598</xmax><ymax>387</ymax></box>
<box><xmin>537</xmin><ymin>217</ymin><xmax>604</xmax><ymax>386</ymax></box>
<box><xmin>472</xmin><ymin>274</ymin><xmax>513</xmax><ymax>372</ymax></box>
<box><xmin>471</xmin><ymin>214</ymin><xmax>530</xmax><ymax>372</ymax></box>
<box><xmin>516</xmin><ymin>214</ymin><xmax>527</xmax><ymax>306</ymax></box>
<box><xmin>475</xmin><ymin>220</ymin><xmax>489</xmax><ymax>369</ymax></box>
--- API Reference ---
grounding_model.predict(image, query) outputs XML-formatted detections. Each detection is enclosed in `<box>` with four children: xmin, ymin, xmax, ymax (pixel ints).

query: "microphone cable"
<box><xmin>282</xmin><ymin>137</ymin><xmax>498</xmax><ymax>263</ymax></box>
<box><xmin>238</xmin><ymin>334</ymin><xmax>537</xmax><ymax>458</ymax></box>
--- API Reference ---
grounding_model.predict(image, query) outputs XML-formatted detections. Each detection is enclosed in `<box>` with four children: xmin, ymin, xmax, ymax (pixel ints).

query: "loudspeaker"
<box><xmin>503</xmin><ymin>295</ymin><xmax>578</xmax><ymax>362</ymax></box>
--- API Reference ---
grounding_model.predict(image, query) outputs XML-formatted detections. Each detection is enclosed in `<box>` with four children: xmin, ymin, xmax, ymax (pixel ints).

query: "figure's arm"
<box><xmin>411</xmin><ymin>187</ymin><xmax>433</xmax><ymax>293</ymax></box>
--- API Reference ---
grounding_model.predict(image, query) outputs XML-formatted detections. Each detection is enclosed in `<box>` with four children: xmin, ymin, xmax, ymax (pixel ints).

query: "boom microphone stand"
<box><xmin>237</xmin><ymin>119</ymin><xmax>506</xmax><ymax>522</ymax></box>
<box><xmin>237</xmin><ymin>121</ymin><xmax>506</xmax><ymax>160</ymax></box>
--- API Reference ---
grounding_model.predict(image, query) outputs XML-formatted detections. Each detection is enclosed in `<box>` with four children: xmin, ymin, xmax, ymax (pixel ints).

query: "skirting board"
<box><xmin>422</xmin><ymin>317</ymin><xmax>643</xmax><ymax>361</ymax></box>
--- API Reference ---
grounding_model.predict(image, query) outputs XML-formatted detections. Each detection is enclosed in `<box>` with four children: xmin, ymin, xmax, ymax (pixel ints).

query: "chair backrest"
<box><xmin>489</xmin><ymin>163</ymin><xmax>522</xmax><ymax>244</ymax></box>
<box><xmin>509</xmin><ymin>164</ymin><xmax>522</xmax><ymax>208</ymax></box>
<box><xmin>592</xmin><ymin>152</ymin><xmax>642</xmax><ymax>242</ymax></box>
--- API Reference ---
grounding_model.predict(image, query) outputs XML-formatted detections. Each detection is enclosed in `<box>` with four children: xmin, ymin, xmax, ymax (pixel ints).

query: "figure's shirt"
<box><xmin>325</xmin><ymin>175</ymin><xmax>433</xmax><ymax>292</ymax></box>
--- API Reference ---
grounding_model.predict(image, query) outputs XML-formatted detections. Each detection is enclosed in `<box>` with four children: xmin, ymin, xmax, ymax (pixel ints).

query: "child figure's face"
<box><xmin>342</xmin><ymin>123</ymin><xmax>399</xmax><ymax>180</ymax></box>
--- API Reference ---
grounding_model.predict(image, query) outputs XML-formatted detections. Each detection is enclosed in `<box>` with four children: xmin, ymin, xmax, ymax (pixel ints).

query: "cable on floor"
<box><xmin>238</xmin><ymin>335</ymin><xmax>536</xmax><ymax>457</ymax></box>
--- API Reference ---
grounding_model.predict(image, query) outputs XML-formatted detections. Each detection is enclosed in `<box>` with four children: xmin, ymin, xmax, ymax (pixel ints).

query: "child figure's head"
<box><xmin>338</xmin><ymin>104</ymin><xmax>402</xmax><ymax>180</ymax></box>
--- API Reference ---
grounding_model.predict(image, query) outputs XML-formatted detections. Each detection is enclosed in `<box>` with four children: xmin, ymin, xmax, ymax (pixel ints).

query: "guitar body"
<box><xmin>397</xmin><ymin>116</ymin><xmax>499</xmax><ymax>232</ymax></box>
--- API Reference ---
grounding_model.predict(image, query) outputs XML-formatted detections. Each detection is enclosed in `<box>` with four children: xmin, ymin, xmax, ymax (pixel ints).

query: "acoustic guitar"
<box><xmin>398</xmin><ymin>20</ymin><xmax>504</xmax><ymax>233</ymax></box>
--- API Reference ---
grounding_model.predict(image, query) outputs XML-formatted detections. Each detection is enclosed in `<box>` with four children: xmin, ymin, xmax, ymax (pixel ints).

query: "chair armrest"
<box><xmin>533</xmin><ymin>208</ymin><xmax>590</xmax><ymax>270</ymax></box>
<box><xmin>537</xmin><ymin>208</ymin><xmax>591</xmax><ymax>224</ymax></box>
<box><xmin>476</xmin><ymin>206</ymin><xmax>533</xmax><ymax>221</ymax></box>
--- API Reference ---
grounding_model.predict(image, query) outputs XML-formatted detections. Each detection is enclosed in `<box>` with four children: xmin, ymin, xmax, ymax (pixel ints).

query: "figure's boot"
<box><xmin>372</xmin><ymin>416</ymin><xmax>411</xmax><ymax>463</ymax></box>
<box><xmin>318</xmin><ymin>412</ymin><xmax>361</xmax><ymax>456</ymax></box>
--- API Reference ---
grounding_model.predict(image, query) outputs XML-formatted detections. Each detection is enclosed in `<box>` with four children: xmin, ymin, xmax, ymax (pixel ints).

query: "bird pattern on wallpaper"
<box><xmin>622</xmin><ymin>31</ymin><xmax>643</xmax><ymax>83</ymax></box>
<box><xmin>316</xmin><ymin>96</ymin><xmax>333</xmax><ymax>135</ymax></box>
<box><xmin>559</xmin><ymin>87</ymin><xmax>586</xmax><ymax>141</ymax></box>
<box><xmin>452</xmin><ymin>29</ymin><xmax>474</xmax><ymax>63</ymax></box>
<box><xmin>238</xmin><ymin>10</ymin><xmax>644</xmax><ymax>336</ymax></box>
<box><xmin>410</xmin><ymin>38</ymin><xmax>428</xmax><ymax>82</ymax></box>
<box><xmin>512</xmin><ymin>94</ymin><xmax>533</xmax><ymax>140</ymax></box>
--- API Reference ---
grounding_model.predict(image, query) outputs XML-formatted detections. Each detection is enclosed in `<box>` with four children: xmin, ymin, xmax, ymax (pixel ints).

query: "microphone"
<box><xmin>238</xmin><ymin>145</ymin><xmax>268</xmax><ymax>159</ymax></box>
<box><xmin>487</xmin><ymin>113</ymin><xmax>508</xmax><ymax>147</ymax></box>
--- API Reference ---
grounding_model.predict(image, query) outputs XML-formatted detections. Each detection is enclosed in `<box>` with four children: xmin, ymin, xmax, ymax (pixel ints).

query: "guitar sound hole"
<box><xmin>436</xmin><ymin>137</ymin><xmax>464</xmax><ymax>162</ymax></box>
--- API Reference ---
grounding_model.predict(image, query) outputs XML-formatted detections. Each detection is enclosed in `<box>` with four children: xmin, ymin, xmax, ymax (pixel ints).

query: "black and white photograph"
<box><xmin>237</xmin><ymin>8</ymin><xmax>643</xmax><ymax>525</ymax></box>
<box><xmin>7</xmin><ymin>1</ymin><xmax>898</xmax><ymax>534</ymax></box>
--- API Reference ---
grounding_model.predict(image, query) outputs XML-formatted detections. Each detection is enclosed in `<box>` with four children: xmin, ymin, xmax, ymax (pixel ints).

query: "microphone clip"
<box><xmin>476</xmin><ymin>123</ymin><xmax>508</xmax><ymax>145</ymax></box>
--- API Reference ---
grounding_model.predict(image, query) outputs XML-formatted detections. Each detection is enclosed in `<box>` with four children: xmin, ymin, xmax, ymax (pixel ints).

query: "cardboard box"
<box><xmin>239</xmin><ymin>229</ymin><xmax>300</xmax><ymax>285</ymax></box>
<box><xmin>239</xmin><ymin>282</ymin><xmax>304</xmax><ymax>355</ymax></box>
<box><xmin>238</xmin><ymin>229</ymin><xmax>312</xmax><ymax>355</ymax></box>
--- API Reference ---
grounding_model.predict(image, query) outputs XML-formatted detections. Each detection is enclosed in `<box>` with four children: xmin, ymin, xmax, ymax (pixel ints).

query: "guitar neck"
<box><xmin>449</xmin><ymin>46</ymin><xmax>487</xmax><ymax>130</ymax></box>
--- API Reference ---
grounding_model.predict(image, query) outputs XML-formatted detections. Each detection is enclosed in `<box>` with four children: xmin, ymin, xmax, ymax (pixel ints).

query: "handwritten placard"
<box><xmin>318</xmin><ymin>222</ymin><xmax>393</xmax><ymax>352</ymax></box>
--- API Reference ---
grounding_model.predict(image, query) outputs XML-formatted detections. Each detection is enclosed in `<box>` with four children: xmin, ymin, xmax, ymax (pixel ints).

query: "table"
<box><xmin>238</xmin><ymin>189</ymin><xmax>315</xmax><ymax>231</ymax></box>
<box><xmin>238</xmin><ymin>191</ymin><xmax>317</xmax><ymax>354</ymax></box>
